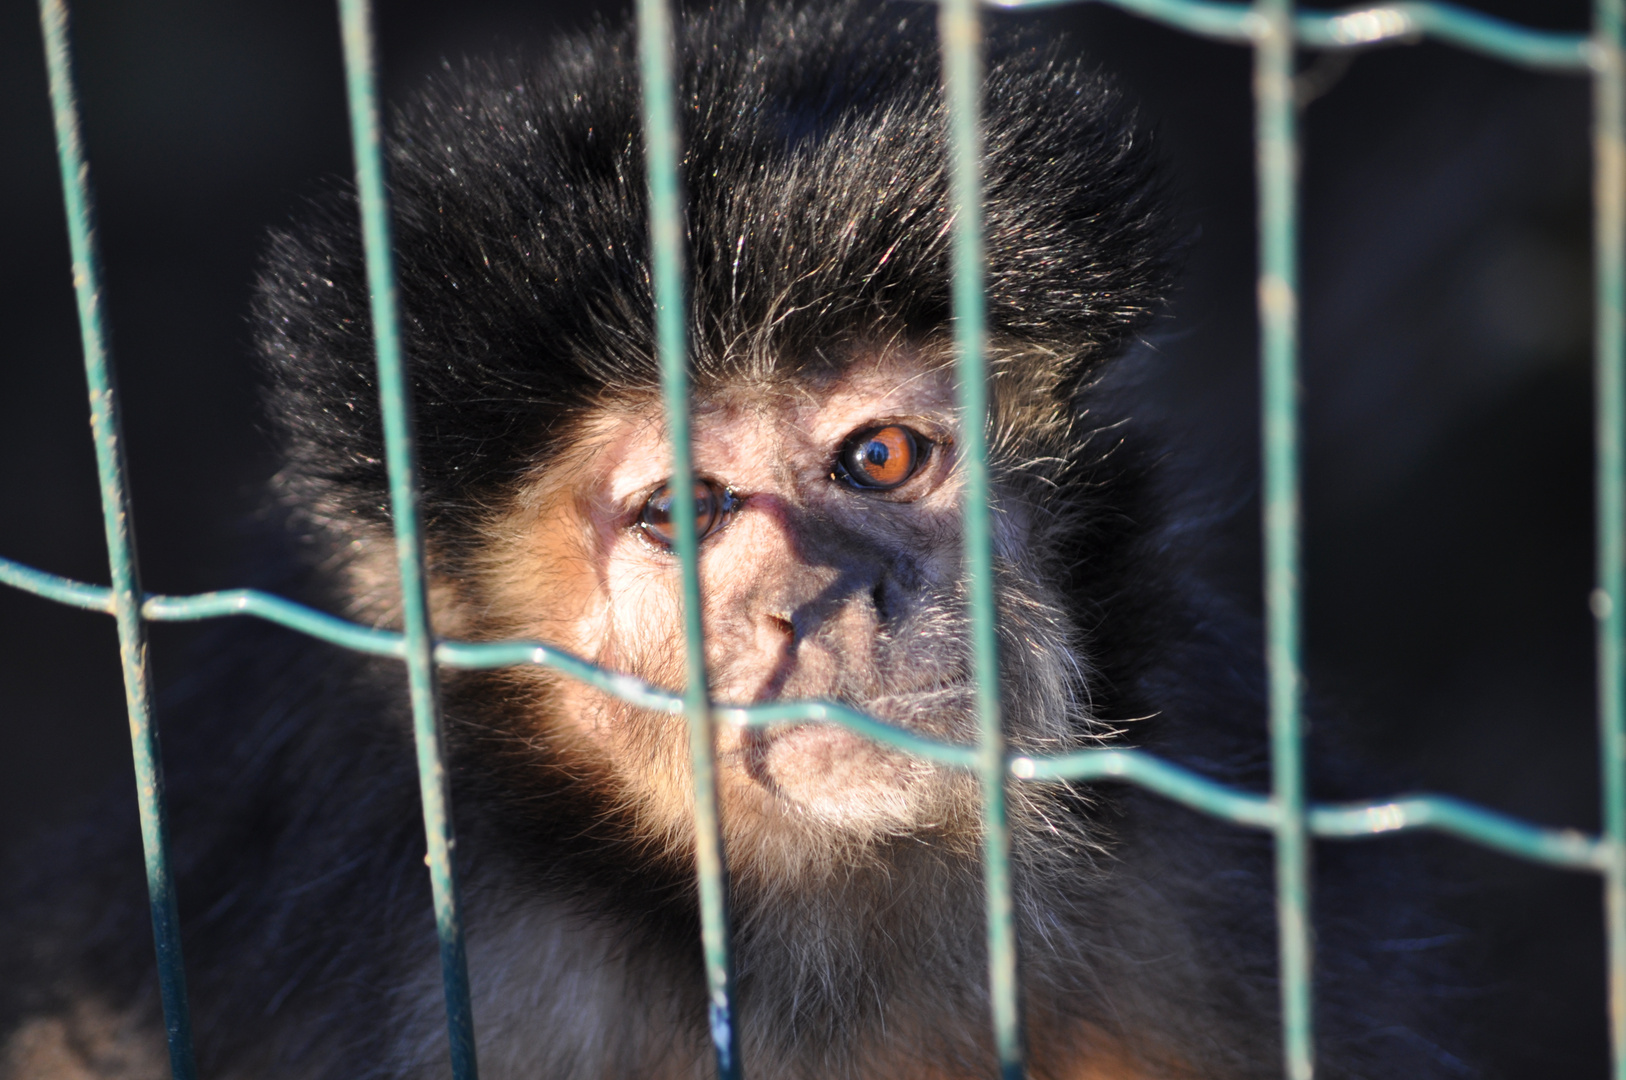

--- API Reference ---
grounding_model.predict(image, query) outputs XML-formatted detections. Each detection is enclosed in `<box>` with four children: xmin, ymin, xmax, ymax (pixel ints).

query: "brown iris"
<box><xmin>639</xmin><ymin>479</ymin><xmax>736</xmax><ymax>548</ymax></box>
<box><xmin>836</xmin><ymin>425</ymin><xmax>926</xmax><ymax>491</ymax></box>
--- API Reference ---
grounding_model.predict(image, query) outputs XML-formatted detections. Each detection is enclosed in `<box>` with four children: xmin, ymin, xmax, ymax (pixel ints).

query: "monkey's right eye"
<box><xmin>638</xmin><ymin>479</ymin><xmax>736</xmax><ymax>549</ymax></box>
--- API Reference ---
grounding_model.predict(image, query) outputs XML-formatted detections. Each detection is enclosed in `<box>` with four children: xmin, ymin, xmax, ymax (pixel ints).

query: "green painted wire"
<box><xmin>333</xmin><ymin>2</ymin><xmax>479</xmax><ymax>1076</ymax></box>
<box><xmin>985</xmin><ymin>0</ymin><xmax>1591</xmax><ymax>72</ymax></box>
<box><xmin>1013</xmin><ymin>745</ymin><xmax>1608</xmax><ymax>868</ymax></box>
<box><xmin>5</xmin><ymin>547</ymin><xmax>1615</xmax><ymax>867</ymax></box>
<box><xmin>938</xmin><ymin>0</ymin><xmax>1025</xmax><ymax>1075</ymax></box>
<box><xmin>633</xmin><ymin>1</ymin><xmax>743</xmax><ymax>1076</ymax></box>
<box><xmin>1595</xmin><ymin>0</ymin><xmax>1626</xmax><ymax>1075</ymax></box>
<box><xmin>986</xmin><ymin>0</ymin><xmax>1257</xmax><ymax>38</ymax></box>
<box><xmin>11</xmin><ymin>2</ymin><xmax>1617</xmax><ymax>1077</ymax></box>
<box><xmin>1293</xmin><ymin>2</ymin><xmax>1589</xmax><ymax>70</ymax></box>
<box><xmin>34</xmin><ymin>5</ymin><xmax>198</xmax><ymax>1079</ymax></box>
<box><xmin>1307</xmin><ymin>795</ymin><xmax>1606</xmax><ymax>870</ymax></box>
<box><xmin>1252</xmin><ymin>0</ymin><xmax>1314</xmax><ymax>1076</ymax></box>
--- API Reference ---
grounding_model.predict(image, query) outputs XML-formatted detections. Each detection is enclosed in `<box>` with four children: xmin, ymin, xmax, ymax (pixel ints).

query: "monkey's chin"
<box><xmin>732</xmin><ymin>723</ymin><xmax>964</xmax><ymax>838</ymax></box>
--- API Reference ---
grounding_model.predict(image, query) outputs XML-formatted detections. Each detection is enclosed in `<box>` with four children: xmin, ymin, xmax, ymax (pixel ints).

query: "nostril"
<box><xmin>768</xmin><ymin>613</ymin><xmax>795</xmax><ymax>640</ymax></box>
<box><xmin>871</xmin><ymin>581</ymin><xmax>889</xmax><ymax>621</ymax></box>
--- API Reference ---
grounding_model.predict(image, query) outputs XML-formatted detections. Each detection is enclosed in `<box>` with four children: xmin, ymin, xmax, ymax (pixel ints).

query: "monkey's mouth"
<box><xmin>721</xmin><ymin>682</ymin><xmax>972</xmax><ymax>820</ymax></box>
<box><xmin>725</xmin><ymin>677</ymin><xmax>974</xmax><ymax>759</ymax></box>
<box><xmin>734</xmin><ymin>723</ymin><xmax>876</xmax><ymax>779</ymax></box>
<box><xmin>724</xmin><ymin>722</ymin><xmax>935</xmax><ymax>824</ymax></box>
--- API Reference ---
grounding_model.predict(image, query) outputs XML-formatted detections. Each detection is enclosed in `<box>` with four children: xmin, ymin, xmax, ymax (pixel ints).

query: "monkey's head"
<box><xmin>255</xmin><ymin>0</ymin><xmax>1173</xmax><ymax>884</ymax></box>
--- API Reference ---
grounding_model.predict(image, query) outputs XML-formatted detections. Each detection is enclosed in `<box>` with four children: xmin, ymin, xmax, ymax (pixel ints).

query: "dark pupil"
<box><xmin>862</xmin><ymin>440</ymin><xmax>890</xmax><ymax>469</ymax></box>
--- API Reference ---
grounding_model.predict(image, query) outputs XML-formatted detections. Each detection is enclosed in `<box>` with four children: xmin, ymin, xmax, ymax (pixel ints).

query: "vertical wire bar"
<box><xmin>634</xmin><ymin>2</ymin><xmax>742</xmax><ymax>1077</ymax></box>
<box><xmin>36</xmin><ymin>5</ymin><xmax>198</xmax><ymax>1078</ymax></box>
<box><xmin>1595</xmin><ymin>0</ymin><xmax>1626</xmax><ymax>1074</ymax></box>
<box><xmin>940</xmin><ymin>2</ymin><xmax>1023</xmax><ymax>1077</ymax></box>
<box><xmin>1254</xmin><ymin>1</ymin><xmax>1314</xmax><ymax>1078</ymax></box>
<box><xmin>335</xmin><ymin>3</ymin><xmax>479</xmax><ymax>1076</ymax></box>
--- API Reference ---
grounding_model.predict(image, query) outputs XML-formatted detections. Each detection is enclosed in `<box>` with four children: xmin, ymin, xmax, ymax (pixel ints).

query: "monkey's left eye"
<box><xmin>639</xmin><ymin>479</ymin><xmax>737</xmax><ymax>549</ymax></box>
<box><xmin>835</xmin><ymin>425</ymin><xmax>928</xmax><ymax>491</ymax></box>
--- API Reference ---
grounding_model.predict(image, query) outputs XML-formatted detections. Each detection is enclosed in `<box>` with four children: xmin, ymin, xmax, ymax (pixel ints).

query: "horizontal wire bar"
<box><xmin>0</xmin><ymin>556</ymin><xmax>116</xmax><ymax>613</ymax></box>
<box><xmin>2</xmin><ymin>554</ymin><xmax>1605</xmax><ymax>868</ymax></box>
<box><xmin>983</xmin><ymin>0</ymin><xmax>1592</xmax><ymax>71</ymax></box>
<box><xmin>983</xmin><ymin>0</ymin><xmax>1257</xmax><ymax>38</ymax></box>
<box><xmin>1010</xmin><ymin>747</ymin><xmax>1280</xmax><ymax>826</ymax></box>
<box><xmin>1309</xmin><ymin>794</ymin><xmax>1608</xmax><ymax>869</ymax></box>
<box><xmin>1296</xmin><ymin>3</ymin><xmax>1591</xmax><ymax>69</ymax></box>
<box><xmin>1011</xmin><ymin>748</ymin><xmax>1607</xmax><ymax>869</ymax></box>
<box><xmin>724</xmin><ymin>701</ymin><xmax>980</xmax><ymax>768</ymax></box>
<box><xmin>148</xmin><ymin>589</ymin><xmax>405</xmax><ymax>657</ymax></box>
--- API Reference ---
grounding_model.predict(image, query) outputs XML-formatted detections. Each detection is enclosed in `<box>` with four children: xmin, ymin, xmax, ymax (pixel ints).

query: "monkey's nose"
<box><xmin>869</xmin><ymin>576</ymin><xmax>901</xmax><ymax>626</ymax></box>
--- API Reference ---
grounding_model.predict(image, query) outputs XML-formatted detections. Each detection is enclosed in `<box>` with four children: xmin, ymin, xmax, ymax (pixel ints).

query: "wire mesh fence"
<box><xmin>2</xmin><ymin>0</ymin><xmax>1621</xmax><ymax>1078</ymax></box>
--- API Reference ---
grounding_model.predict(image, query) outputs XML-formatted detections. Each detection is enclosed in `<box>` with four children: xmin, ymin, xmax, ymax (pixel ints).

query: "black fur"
<box><xmin>2</xmin><ymin>2</ymin><xmax>1471</xmax><ymax>1078</ymax></box>
<box><xmin>258</xmin><ymin>0</ymin><xmax>1169</xmax><ymax>544</ymax></box>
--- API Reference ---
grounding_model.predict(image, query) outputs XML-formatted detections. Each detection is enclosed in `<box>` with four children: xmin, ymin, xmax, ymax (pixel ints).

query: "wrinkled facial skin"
<box><xmin>474</xmin><ymin>351</ymin><xmax>1082</xmax><ymax>873</ymax></box>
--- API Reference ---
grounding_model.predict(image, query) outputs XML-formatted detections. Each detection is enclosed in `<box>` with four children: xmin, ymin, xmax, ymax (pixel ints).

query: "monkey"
<box><xmin>0</xmin><ymin>1</ymin><xmax>1474</xmax><ymax>1078</ymax></box>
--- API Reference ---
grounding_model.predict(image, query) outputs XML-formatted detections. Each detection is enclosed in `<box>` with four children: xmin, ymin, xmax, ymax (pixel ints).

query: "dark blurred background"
<box><xmin>0</xmin><ymin>0</ymin><xmax>1600</xmax><ymax>1073</ymax></box>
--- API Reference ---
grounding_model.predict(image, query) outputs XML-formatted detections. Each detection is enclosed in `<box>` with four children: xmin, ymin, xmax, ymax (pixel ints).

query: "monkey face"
<box><xmin>254</xmin><ymin>0</ymin><xmax>1167</xmax><ymax>887</ymax></box>
<box><xmin>470</xmin><ymin>348</ymin><xmax>1090</xmax><ymax>873</ymax></box>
